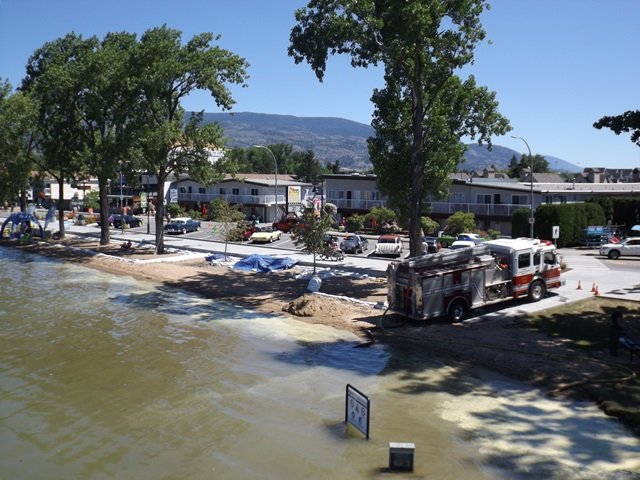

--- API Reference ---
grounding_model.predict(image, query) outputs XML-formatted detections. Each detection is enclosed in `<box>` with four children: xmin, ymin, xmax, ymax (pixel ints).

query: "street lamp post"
<box><xmin>512</xmin><ymin>135</ymin><xmax>534</xmax><ymax>238</ymax></box>
<box><xmin>253</xmin><ymin>145</ymin><xmax>278</xmax><ymax>222</ymax></box>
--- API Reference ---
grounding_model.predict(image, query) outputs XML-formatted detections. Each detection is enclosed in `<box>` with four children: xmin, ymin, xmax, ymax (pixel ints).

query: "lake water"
<box><xmin>1</xmin><ymin>246</ymin><xmax>639</xmax><ymax>479</ymax></box>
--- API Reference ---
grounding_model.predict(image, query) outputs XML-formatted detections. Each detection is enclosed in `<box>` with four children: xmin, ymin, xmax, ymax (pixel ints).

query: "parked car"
<box><xmin>599</xmin><ymin>237</ymin><xmax>640</xmax><ymax>259</ymax></box>
<box><xmin>340</xmin><ymin>234</ymin><xmax>369</xmax><ymax>254</ymax></box>
<box><xmin>450</xmin><ymin>240</ymin><xmax>476</xmax><ymax>249</ymax></box>
<box><xmin>113</xmin><ymin>214</ymin><xmax>143</xmax><ymax>228</ymax></box>
<box><xmin>164</xmin><ymin>217</ymin><xmax>201</xmax><ymax>234</ymax></box>
<box><xmin>273</xmin><ymin>213</ymin><xmax>301</xmax><ymax>233</ymax></box>
<box><xmin>374</xmin><ymin>234</ymin><xmax>403</xmax><ymax>257</ymax></box>
<box><xmin>250</xmin><ymin>225</ymin><xmax>282</xmax><ymax>243</ymax></box>
<box><xmin>456</xmin><ymin>233</ymin><xmax>483</xmax><ymax>244</ymax></box>
<box><xmin>96</xmin><ymin>214</ymin><xmax>113</xmax><ymax>227</ymax></box>
<box><xmin>240</xmin><ymin>222</ymin><xmax>257</xmax><ymax>241</ymax></box>
<box><xmin>422</xmin><ymin>236</ymin><xmax>439</xmax><ymax>254</ymax></box>
<box><xmin>323</xmin><ymin>234</ymin><xmax>340</xmax><ymax>247</ymax></box>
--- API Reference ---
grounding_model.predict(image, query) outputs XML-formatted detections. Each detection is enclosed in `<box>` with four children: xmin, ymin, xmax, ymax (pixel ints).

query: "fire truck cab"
<box><xmin>386</xmin><ymin>238</ymin><xmax>563</xmax><ymax>322</ymax></box>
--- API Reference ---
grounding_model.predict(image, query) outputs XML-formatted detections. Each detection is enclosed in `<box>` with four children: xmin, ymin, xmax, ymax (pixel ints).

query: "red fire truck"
<box><xmin>386</xmin><ymin>238</ymin><xmax>564</xmax><ymax>322</ymax></box>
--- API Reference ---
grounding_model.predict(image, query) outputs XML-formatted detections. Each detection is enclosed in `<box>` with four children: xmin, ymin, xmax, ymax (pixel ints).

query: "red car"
<box><xmin>272</xmin><ymin>215</ymin><xmax>300</xmax><ymax>233</ymax></box>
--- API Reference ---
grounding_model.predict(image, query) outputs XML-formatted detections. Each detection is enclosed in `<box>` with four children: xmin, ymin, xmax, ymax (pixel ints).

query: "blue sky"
<box><xmin>1</xmin><ymin>0</ymin><xmax>638</xmax><ymax>169</ymax></box>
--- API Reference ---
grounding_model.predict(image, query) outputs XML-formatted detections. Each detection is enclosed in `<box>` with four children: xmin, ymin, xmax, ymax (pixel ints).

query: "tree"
<box><xmin>132</xmin><ymin>26</ymin><xmax>249</xmax><ymax>254</ymax></box>
<box><xmin>208</xmin><ymin>200</ymin><xmax>244</xmax><ymax>261</ymax></box>
<box><xmin>289</xmin><ymin>0</ymin><xmax>510</xmax><ymax>257</ymax></box>
<box><xmin>75</xmin><ymin>32</ymin><xmax>141</xmax><ymax>246</ymax></box>
<box><xmin>22</xmin><ymin>33</ymin><xmax>95</xmax><ymax>238</ymax></box>
<box><xmin>508</xmin><ymin>153</ymin><xmax>549</xmax><ymax>179</ymax></box>
<box><xmin>445</xmin><ymin>211</ymin><xmax>476</xmax><ymax>235</ymax></box>
<box><xmin>291</xmin><ymin>209</ymin><xmax>333</xmax><ymax>274</ymax></box>
<box><xmin>0</xmin><ymin>82</ymin><xmax>38</xmax><ymax>210</ymax></box>
<box><xmin>594</xmin><ymin>110</ymin><xmax>640</xmax><ymax>147</ymax></box>
<box><xmin>291</xmin><ymin>149</ymin><xmax>323</xmax><ymax>184</ymax></box>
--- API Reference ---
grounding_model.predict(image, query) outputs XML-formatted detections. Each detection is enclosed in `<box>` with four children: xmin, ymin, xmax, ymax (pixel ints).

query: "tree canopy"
<box><xmin>594</xmin><ymin>110</ymin><xmax>640</xmax><ymax>147</ymax></box>
<box><xmin>0</xmin><ymin>81</ymin><xmax>38</xmax><ymax>209</ymax></box>
<box><xmin>507</xmin><ymin>153</ymin><xmax>549</xmax><ymax>179</ymax></box>
<box><xmin>132</xmin><ymin>26</ymin><xmax>249</xmax><ymax>254</ymax></box>
<box><xmin>289</xmin><ymin>0</ymin><xmax>510</xmax><ymax>256</ymax></box>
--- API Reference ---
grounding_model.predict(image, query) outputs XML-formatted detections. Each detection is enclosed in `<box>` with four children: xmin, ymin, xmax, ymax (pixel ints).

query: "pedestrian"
<box><xmin>609</xmin><ymin>306</ymin><xmax>624</xmax><ymax>356</ymax></box>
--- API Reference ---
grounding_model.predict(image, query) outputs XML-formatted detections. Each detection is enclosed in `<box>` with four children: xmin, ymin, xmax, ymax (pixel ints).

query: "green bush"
<box><xmin>345</xmin><ymin>214</ymin><xmax>365</xmax><ymax>233</ymax></box>
<box><xmin>420</xmin><ymin>216</ymin><xmax>439</xmax><ymax>235</ymax></box>
<box><xmin>167</xmin><ymin>204</ymin><xmax>185</xmax><ymax>218</ymax></box>
<box><xmin>365</xmin><ymin>206</ymin><xmax>396</xmax><ymax>233</ymax></box>
<box><xmin>445</xmin><ymin>211</ymin><xmax>475</xmax><ymax>235</ymax></box>
<box><xmin>511</xmin><ymin>208</ymin><xmax>530</xmax><ymax>238</ymax></box>
<box><xmin>536</xmin><ymin>203</ymin><xmax>605</xmax><ymax>247</ymax></box>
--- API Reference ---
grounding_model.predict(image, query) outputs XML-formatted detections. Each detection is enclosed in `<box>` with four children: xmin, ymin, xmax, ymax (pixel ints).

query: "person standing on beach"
<box><xmin>610</xmin><ymin>306</ymin><xmax>624</xmax><ymax>356</ymax></box>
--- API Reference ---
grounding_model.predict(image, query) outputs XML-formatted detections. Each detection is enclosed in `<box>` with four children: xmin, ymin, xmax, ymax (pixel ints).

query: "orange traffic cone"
<box><xmin>594</xmin><ymin>285</ymin><xmax>600</xmax><ymax>296</ymax></box>
<box><xmin>576</xmin><ymin>281</ymin><xmax>582</xmax><ymax>290</ymax></box>
<box><xmin>591</xmin><ymin>282</ymin><xmax>596</xmax><ymax>292</ymax></box>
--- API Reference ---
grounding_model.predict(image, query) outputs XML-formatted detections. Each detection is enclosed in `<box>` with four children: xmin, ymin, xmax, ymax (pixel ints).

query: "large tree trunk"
<box><xmin>409</xmin><ymin>79</ymin><xmax>425</xmax><ymax>258</ymax></box>
<box><xmin>98</xmin><ymin>176</ymin><xmax>110</xmax><ymax>245</ymax></box>
<box><xmin>57</xmin><ymin>177</ymin><xmax>65</xmax><ymax>239</ymax></box>
<box><xmin>19</xmin><ymin>188</ymin><xmax>27</xmax><ymax>212</ymax></box>
<box><xmin>154</xmin><ymin>175</ymin><xmax>166</xmax><ymax>254</ymax></box>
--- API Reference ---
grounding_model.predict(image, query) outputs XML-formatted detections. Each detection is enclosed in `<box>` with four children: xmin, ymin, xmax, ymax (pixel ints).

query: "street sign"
<box><xmin>345</xmin><ymin>384</ymin><xmax>370</xmax><ymax>439</ymax></box>
<box><xmin>170</xmin><ymin>188</ymin><xmax>178</xmax><ymax>203</ymax></box>
<box><xmin>552</xmin><ymin>225</ymin><xmax>560</xmax><ymax>239</ymax></box>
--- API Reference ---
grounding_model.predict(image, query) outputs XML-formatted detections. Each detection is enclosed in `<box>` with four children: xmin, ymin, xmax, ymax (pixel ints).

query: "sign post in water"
<box><xmin>345</xmin><ymin>384</ymin><xmax>370</xmax><ymax>439</ymax></box>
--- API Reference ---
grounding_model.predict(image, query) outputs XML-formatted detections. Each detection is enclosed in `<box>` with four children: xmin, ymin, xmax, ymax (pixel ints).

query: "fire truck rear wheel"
<box><xmin>447</xmin><ymin>299</ymin><xmax>468</xmax><ymax>323</ymax></box>
<box><xmin>528</xmin><ymin>281</ymin><xmax>546</xmax><ymax>302</ymax></box>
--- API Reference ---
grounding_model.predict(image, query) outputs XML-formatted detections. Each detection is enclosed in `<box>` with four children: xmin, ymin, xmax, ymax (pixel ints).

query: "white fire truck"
<box><xmin>386</xmin><ymin>238</ymin><xmax>564</xmax><ymax>322</ymax></box>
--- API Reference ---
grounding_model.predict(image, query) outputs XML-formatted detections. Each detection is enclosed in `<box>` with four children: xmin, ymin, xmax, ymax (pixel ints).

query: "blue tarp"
<box><xmin>233</xmin><ymin>254</ymin><xmax>297</xmax><ymax>272</ymax></box>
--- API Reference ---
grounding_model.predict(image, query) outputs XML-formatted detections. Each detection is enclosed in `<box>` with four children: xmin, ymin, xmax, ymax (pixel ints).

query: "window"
<box><xmin>533</xmin><ymin>252</ymin><xmax>541</xmax><ymax>266</ymax></box>
<box><xmin>518</xmin><ymin>253</ymin><xmax>531</xmax><ymax>269</ymax></box>
<box><xmin>219</xmin><ymin>187</ymin><xmax>226</xmax><ymax>195</ymax></box>
<box><xmin>512</xmin><ymin>195</ymin><xmax>528</xmax><ymax>205</ymax></box>
<box><xmin>232</xmin><ymin>188</ymin><xmax>240</xmax><ymax>195</ymax></box>
<box><xmin>544</xmin><ymin>252</ymin><xmax>556</xmax><ymax>265</ymax></box>
<box><xmin>250</xmin><ymin>188</ymin><xmax>259</xmax><ymax>196</ymax></box>
<box><xmin>198</xmin><ymin>187</ymin><xmax>206</xmax><ymax>194</ymax></box>
<box><xmin>476</xmin><ymin>194</ymin><xmax>491</xmax><ymax>204</ymax></box>
<box><xmin>179</xmin><ymin>187</ymin><xmax>186</xmax><ymax>193</ymax></box>
<box><xmin>450</xmin><ymin>192</ymin><xmax>465</xmax><ymax>202</ymax></box>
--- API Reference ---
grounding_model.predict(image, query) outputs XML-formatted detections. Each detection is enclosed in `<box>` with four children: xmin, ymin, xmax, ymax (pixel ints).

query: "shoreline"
<box><xmin>3</xmin><ymin>236</ymin><xmax>640</xmax><ymax>436</ymax></box>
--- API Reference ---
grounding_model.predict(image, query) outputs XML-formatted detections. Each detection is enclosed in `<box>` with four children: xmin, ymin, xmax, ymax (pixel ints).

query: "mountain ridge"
<box><xmin>200</xmin><ymin>111</ymin><xmax>581</xmax><ymax>173</ymax></box>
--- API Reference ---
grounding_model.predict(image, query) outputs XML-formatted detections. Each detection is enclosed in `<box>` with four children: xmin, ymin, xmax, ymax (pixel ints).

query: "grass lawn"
<box><xmin>525</xmin><ymin>297</ymin><xmax>640</xmax><ymax>434</ymax></box>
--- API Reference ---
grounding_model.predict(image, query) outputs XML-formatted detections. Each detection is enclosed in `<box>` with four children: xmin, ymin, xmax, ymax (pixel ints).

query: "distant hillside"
<box><xmin>201</xmin><ymin>112</ymin><xmax>372</xmax><ymax>170</ymax></box>
<box><xmin>199</xmin><ymin>111</ymin><xmax>580</xmax><ymax>173</ymax></box>
<box><xmin>462</xmin><ymin>144</ymin><xmax>581</xmax><ymax>173</ymax></box>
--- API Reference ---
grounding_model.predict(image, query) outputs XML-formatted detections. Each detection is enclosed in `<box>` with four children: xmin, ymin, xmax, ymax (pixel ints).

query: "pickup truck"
<box><xmin>374</xmin><ymin>234</ymin><xmax>403</xmax><ymax>257</ymax></box>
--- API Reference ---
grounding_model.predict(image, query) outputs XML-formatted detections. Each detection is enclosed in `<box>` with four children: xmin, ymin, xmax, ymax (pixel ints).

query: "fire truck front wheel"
<box><xmin>528</xmin><ymin>280</ymin><xmax>546</xmax><ymax>302</ymax></box>
<box><xmin>447</xmin><ymin>299</ymin><xmax>468</xmax><ymax>323</ymax></box>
